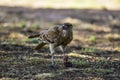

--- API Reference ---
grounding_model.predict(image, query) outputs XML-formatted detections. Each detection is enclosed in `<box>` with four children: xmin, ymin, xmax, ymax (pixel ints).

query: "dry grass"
<box><xmin>0</xmin><ymin>0</ymin><xmax>120</xmax><ymax>9</ymax></box>
<box><xmin>0</xmin><ymin>6</ymin><xmax>120</xmax><ymax>80</ymax></box>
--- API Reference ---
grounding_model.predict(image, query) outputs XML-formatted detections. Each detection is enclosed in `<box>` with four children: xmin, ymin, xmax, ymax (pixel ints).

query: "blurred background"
<box><xmin>0</xmin><ymin>0</ymin><xmax>120</xmax><ymax>9</ymax></box>
<box><xmin>0</xmin><ymin>0</ymin><xmax>120</xmax><ymax>48</ymax></box>
<box><xmin>0</xmin><ymin>0</ymin><xmax>120</xmax><ymax>80</ymax></box>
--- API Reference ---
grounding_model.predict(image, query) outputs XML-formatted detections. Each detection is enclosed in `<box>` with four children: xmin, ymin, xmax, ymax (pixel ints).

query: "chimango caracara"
<box><xmin>28</xmin><ymin>23</ymin><xmax>73</xmax><ymax>67</ymax></box>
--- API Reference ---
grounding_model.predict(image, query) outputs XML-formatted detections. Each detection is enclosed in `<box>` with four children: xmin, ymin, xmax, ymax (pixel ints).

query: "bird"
<box><xmin>28</xmin><ymin>23</ymin><xmax>73</xmax><ymax>68</ymax></box>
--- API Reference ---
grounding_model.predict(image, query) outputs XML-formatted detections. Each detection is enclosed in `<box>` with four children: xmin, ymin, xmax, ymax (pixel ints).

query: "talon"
<box><xmin>50</xmin><ymin>65</ymin><xmax>56</xmax><ymax>68</ymax></box>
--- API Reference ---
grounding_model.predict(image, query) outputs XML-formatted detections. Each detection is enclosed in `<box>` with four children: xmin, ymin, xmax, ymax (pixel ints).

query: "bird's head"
<box><xmin>62</xmin><ymin>23</ymin><xmax>73</xmax><ymax>30</ymax></box>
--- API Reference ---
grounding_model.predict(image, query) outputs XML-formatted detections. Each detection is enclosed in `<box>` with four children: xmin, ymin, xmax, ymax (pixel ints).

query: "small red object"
<box><xmin>63</xmin><ymin>55</ymin><xmax>69</xmax><ymax>62</ymax></box>
<box><xmin>63</xmin><ymin>55</ymin><xmax>72</xmax><ymax>67</ymax></box>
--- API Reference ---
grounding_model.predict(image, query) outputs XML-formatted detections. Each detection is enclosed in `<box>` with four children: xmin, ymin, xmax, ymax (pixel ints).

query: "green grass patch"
<box><xmin>31</xmin><ymin>23</ymin><xmax>40</xmax><ymax>30</ymax></box>
<box><xmin>26</xmin><ymin>38</ymin><xmax>40</xmax><ymax>43</ymax></box>
<box><xmin>81</xmin><ymin>47</ymin><xmax>96</xmax><ymax>53</ymax></box>
<box><xmin>89</xmin><ymin>35</ymin><xmax>97</xmax><ymax>43</ymax></box>
<box><xmin>20</xmin><ymin>21</ymin><xmax>26</xmax><ymax>28</ymax></box>
<box><xmin>85</xmin><ymin>68</ymin><xmax>113</xmax><ymax>74</ymax></box>
<box><xmin>73</xmin><ymin>59</ymin><xmax>90</xmax><ymax>67</ymax></box>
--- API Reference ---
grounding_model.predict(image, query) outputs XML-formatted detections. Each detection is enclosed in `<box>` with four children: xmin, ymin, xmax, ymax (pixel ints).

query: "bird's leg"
<box><xmin>59</xmin><ymin>45</ymin><xmax>66</xmax><ymax>58</ymax></box>
<box><xmin>59</xmin><ymin>45</ymin><xmax>70</xmax><ymax>67</ymax></box>
<box><xmin>49</xmin><ymin>44</ymin><xmax>55</xmax><ymax>67</ymax></box>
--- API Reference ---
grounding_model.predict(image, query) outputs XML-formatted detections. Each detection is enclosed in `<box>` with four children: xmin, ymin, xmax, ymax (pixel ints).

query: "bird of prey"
<box><xmin>28</xmin><ymin>23</ymin><xmax>73</xmax><ymax>67</ymax></box>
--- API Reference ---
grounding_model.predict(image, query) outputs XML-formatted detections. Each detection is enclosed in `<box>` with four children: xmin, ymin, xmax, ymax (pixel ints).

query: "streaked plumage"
<box><xmin>28</xmin><ymin>23</ymin><xmax>73</xmax><ymax>67</ymax></box>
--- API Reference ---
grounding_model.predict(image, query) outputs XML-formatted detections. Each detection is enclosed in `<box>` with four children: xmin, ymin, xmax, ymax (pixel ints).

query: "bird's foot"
<box><xmin>50</xmin><ymin>64</ymin><xmax>56</xmax><ymax>68</ymax></box>
<box><xmin>50</xmin><ymin>64</ymin><xmax>58</xmax><ymax>71</ymax></box>
<box><xmin>64</xmin><ymin>61</ymin><xmax>73</xmax><ymax>67</ymax></box>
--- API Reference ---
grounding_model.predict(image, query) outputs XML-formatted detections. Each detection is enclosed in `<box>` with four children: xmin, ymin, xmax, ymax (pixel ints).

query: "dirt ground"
<box><xmin>0</xmin><ymin>6</ymin><xmax>120</xmax><ymax>80</ymax></box>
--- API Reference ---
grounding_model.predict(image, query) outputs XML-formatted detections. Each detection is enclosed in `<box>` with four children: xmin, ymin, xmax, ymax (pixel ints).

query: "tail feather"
<box><xmin>28</xmin><ymin>34</ymin><xmax>40</xmax><ymax>38</ymax></box>
<box><xmin>35</xmin><ymin>43</ymin><xmax>47</xmax><ymax>50</ymax></box>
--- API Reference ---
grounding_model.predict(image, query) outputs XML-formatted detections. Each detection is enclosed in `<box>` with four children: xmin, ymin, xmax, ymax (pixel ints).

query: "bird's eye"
<box><xmin>62</xmin><ymin>25</ymin><xmax>68</xmax><ymax>29</ymax></box>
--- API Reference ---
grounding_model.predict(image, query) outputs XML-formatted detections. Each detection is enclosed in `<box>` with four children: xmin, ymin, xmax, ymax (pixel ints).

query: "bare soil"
<box><xmin>0</xmin><ymin>6</ymin><xmax>120</xmax><ymax>80</ymax></box>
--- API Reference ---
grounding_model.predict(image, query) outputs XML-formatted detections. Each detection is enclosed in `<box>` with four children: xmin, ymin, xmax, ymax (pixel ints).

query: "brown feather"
<box><xmin>35</xmin><ymin>43</ymin><xmax>47</xmax><ymax>50</ymax></box>
<box><xmin>29</xmin><ymin>23</ymin><xmax>73</xmax><ymax>51</ymax></box>
<box><xmin>28</xmin><ymin>34</ymin><xmax>40</xmax><ymax>38</ymax></box>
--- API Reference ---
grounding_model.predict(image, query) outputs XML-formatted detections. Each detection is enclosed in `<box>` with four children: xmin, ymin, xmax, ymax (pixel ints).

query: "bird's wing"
<box><xmin>39</xmin><ymin>26</ymin><xmax>62</xmax><ymax>43</ymax></box>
